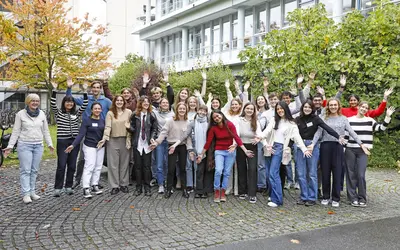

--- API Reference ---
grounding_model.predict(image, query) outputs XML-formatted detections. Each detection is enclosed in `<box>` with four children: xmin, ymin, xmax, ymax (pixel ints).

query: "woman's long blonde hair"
<box><xmin>228</xmin><ymin>98</ymin><xmax>243</xmax><ymax>116</ymax></box>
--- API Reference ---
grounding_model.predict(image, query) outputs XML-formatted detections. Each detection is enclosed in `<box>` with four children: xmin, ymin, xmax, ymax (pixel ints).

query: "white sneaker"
<box><xmin>31</xmin><ymin>193</ymin><xmax>41</xmax><ymax>200</ymax></box>
<box><xmin>294</xmin><ymin>183</ymin><xmax>300</xmax><ymax>190</ymax></box>
<box><xmin>351</xmin><ymin>201</ymin><xmax>360</xmax><ymax>207</ymax></box>
<box><xmin>158</xmin><ymin>185</ymin><xmax>165</xmax><ymax>194</ymax></box>
<box><xmin>359</xmin><ymin>202</ymin><xmax>367</xmax><ymax>207</ymax></box>
<box><xmin>321</xmin><ymin>199</ymin><xmax>330</xmax><ymax>206</ymax></box>
<box><xmin>83</xmin><ymin>188</ymin><xmax>93</xmax><ymax>199</ymax></box>
<box><xmin>23</xmin><ymin>195</ymin><xmax>32</xmax><ymax>204</ymax></box>
<box><xmin>239</xmin><ymin>194</ymin><xmax>248</xmax><ymax>200</ymax></box>
<box><xmin>249</xmin><ymin>197</ymin><xmax>257</xmax><ymax>204</ymax></box>
<box><xmin>267</xmin><ymin>201</ymin><xmax>278</xmax><ymax>208</ymax></box>
<box><xmin>332</xmin><ymin>201</ymin><xmax>340</xmax><ymax>207</ymax></box>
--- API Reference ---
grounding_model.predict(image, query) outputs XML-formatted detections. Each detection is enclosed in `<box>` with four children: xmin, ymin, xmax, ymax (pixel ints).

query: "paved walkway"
<box><xmin>0</xmin><ymin>159</ymin><xmax>399</xmax><ymax>250</ymax></box>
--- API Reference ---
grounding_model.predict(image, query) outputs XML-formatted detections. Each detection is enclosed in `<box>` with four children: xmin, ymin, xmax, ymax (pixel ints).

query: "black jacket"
<box><xmin>128</xmin><ymin>111</ymin><xmax>158</xmax><ymax>147</ymax></box>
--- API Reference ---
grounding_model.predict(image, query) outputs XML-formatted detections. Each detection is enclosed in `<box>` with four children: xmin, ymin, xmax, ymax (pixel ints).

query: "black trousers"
<box><xmin>195</xmin><ymin>158</ymin><xmax>214</xmax><ymax>195</ymax></box>
<box><xmin>320</xmin><ymin>142</ymin><xmax>344</xmax><ymax>202</ymax></box>
<box><xmin>55</xmin><ymin>138</ymin><xmax>79</xmax><ymax>189</ymax></box>
<box><xmin>167</xmin><ymin>144</ymin><xmax>187</xmax><ymax>190</ymax></box>
<box><xmin>237</xmin><ymin>143</ymin><xmax>258</xmax><ymax>197</ymax></box>
<box><xmin>134</xmin><ymin>149</ymin><xmax>152</xmax><ymax>192</ymax></box>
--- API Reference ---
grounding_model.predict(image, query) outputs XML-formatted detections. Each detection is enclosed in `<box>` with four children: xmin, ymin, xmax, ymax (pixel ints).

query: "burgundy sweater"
<box><xmin>204</xmin><ymin>121</ymin><xmax>243</xmax><ymax>151</ymax></box>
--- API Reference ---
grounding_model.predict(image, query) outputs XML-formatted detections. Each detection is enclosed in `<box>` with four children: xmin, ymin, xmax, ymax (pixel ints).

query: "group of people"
<box><xmin>5</xmin><ymin>72</ymin><xmax>396</xmax><ymax>208</ymax></box>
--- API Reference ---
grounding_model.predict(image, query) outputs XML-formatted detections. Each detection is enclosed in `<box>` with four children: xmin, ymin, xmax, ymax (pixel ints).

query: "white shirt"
<box><xmin>137</xmin><ymin>112</ymin><xmax>151</xmax><ymax>155</ymax></box>
<box><xmin>275</xmin><ymin>119</ymin><xmax>290</xmax><ymax>144</ymax></box>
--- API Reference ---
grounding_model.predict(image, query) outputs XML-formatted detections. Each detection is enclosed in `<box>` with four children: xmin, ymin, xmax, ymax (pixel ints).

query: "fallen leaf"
<box><xmin>277</xmin><ymin>209</ymin><xmax>287</xmax><ymax>213</ymax></box>
<box><xmin>72</xmin><ymin>207</ymin><xmax>81</xmax><ymax>211</ymax></box>
<box><xmin>218</xmin><ymin>212</ymin><xmax>227</xmax><ymax>216</ymax></box>
<box><xmin>129</xmin><ymin>205</ymin><xmax>135</xmax><ymax>209</ymax></box>
<box><xmin>104</xmin><ymin>200</ymin><xmax>111</xmax><ymax>203</ymax></box>
<box><xmin>42</xmin><ymin>224</ymin><xmax>50</xmax><ymax>229</ymax></box>
<box><xmin>290</xmin><ymin>239</ymin><xmax>300</xmax><ymax>244</ymax></box>
<box><xmin>384</xmin><ymin>179</ymin><xmax>393</xmax><ymax>182</ymax></box>
<box><xmin>327</xmin><ymin>210</ymin><xmax>335</xmax><ymax>215</ymax></box>
<box><xmin>80</xmin><ymin>203</ymin><xmax>88</xmax><ymax>206</ymax></box>
<box><xmin>35</xmin><ymin>231</ymin><xmax>39</xmax><ymax>240</ymax></box>
<box><xmin>40</xmin><ymin>183</ymin><xmax>48</xmax><ymax>193</ymax></box>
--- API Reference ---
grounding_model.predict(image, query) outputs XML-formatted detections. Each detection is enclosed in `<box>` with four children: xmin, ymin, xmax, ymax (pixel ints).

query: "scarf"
<box><xmin>194</xmin><ymin>117</ymin><xmax>208</xmax><ymax>155</ymax></box>
<box><xmin>25</xmin><ymin>106</ymin><xmax>40</xmax><ymax>117</ymax></box>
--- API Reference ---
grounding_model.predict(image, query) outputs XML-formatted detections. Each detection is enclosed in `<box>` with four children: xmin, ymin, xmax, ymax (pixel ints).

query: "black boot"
<box><xmin>164</xmin><ymin>189</ymin><xmax>172</xmax><ymax>199</ymax></box>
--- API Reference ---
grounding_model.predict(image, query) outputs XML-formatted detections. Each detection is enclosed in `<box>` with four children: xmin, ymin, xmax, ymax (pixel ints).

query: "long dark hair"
<box><xmin>208</xmin><ymin>109</ymin><xmax>234</xmax><ymax>137</ymax></box>
<box><xmin>256</xmin><ymin>95</ymin><xmax>269</xmax><ymax>111</ymax></box>
<box><xmin>299</xmin><ymin>99</ymin><xmax>316</xmax><ymax>119</ymax></box>
<box><xmin>61</xmin><ymin>95</ymin><xmax>77</xmax><ymax>113</ymax></box>
<box><xmin>240</xmin><ymin>102</ymin><xmax>257</xmax><ymax>132</ymax></box>
<box><xmin>274</xmin><ymin>101</ymin><xmax>294</xmax><ymax>130</ymax></box>
<box><xmin>211</xmin><ymin>97</ymin><xmax>222</xmax><ymax>110</ymax></box>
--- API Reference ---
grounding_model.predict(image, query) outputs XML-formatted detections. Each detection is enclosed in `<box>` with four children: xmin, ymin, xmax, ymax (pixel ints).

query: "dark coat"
<box><xmin>128</xmin><ymin>111</ymin><xmax>158</xmax><ymax>147</ymax></box>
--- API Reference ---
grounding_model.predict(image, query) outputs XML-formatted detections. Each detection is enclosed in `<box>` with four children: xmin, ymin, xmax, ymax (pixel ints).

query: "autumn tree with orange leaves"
<box><xmin>0</xmin><ymin>0</ymin><xmax>111</xmax><ymax>89</ymax></box>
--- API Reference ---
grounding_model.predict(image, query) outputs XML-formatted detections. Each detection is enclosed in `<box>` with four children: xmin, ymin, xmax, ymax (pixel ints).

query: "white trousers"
<box><xmin>82</xmin><ymin>144</ymin><xmax>105</xmax><ymax>189</ymax></box>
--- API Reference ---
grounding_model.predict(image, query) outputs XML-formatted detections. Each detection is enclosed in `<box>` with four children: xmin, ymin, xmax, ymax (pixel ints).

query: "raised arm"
<box><xmin>373</xmin><ymin>107</ymin><xmax>394</xmax><ymax>132</ymax></box>
<box><xmin>367</xmin><ymin>88</ymin><xmax>393</xmax><ymax>118</ymax></box>
<box><xmin>77</xmin><ymin>83</ymin><xmax>89</xmax><ymax>116</ymax></box>
<box><xmin>65</xmin><ymin>77</ymin><xmax>83</xmax><ymax>106</ymax></box>
<box><xmin>50</xmin><ymin>85</ymin><xmax>60</xmax><ymax>117</ymax></box>
<box><xmin>102</xmin><ymin>81</ymin><xmax>114</xmax><ymax>101</ymax></box>
<box><xmin>201</xmin><ymin>71</ymin><xmax>207</xmax><ymax>97</ymax></box>
<box><xmin>263</xmin><ymin>77</ymin><xmax>270</xmax><ymax>105</ymax></box>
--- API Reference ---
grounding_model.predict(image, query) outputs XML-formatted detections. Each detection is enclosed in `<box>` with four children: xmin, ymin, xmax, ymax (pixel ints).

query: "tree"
<box><xmin>0</xmin><ymin>0</ymin><xmax>112</xmax><ymax>89</ymax></box>
<box><xmin>0</xmin><ymin>13</ymin><xmax>16</xmax><ymax>61</ymax></box>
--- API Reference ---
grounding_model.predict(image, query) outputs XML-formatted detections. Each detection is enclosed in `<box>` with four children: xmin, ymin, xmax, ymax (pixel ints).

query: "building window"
<box><xmin>222</xmin><ymin>16</ymin><xmax>231</xmax><ymax>51</ymax></box>
<box><xmin>161</xmin><ymin>0</ymin><xmax>183</xmax><ymax>16</ymax></box>
<box><xmin>161</xmin><ymin>39</ymin><xmax>167</xmax><ymax>64</ymax></box>
<box><xmin>244</xmin><ymin>9</ymin><xmax>254</xmax><ymax>47</ymax></box>
<box><xmin>232</xmin><ymin>14</ymin><xmax>238</xmax><ymax>49</ymax></box>
<box><xmin>168</xmin><ymin>36</ymin><xmax>174</xmax><ymax>62</ymax></box>
<box><xmin>343</xmin><ymin>0</ymin><xmax>353</xmax><ymax>12</ymax></box>
<box><xmin>255</xmin><ymin>5</ymin><xmax>266</xmax><ymax>45</ymax></box>
<box><xmin>212</xmin><ymin>20</ymin><xmax>221</xmax><ymax>53</ymax></box>
<box><xmin>204</xmin><ymin>23</ymin><xmax>211</xmax><ymax>55</ymax></box>
<box><xmin>284</xmin><ymin>0</ymin><xmax>297</xmax><ymax>26</ymax></box>
<box><xmin>188</xmin><ymin>29</ymin><xmax>194</xmax><ymax>58</ymax></box>
<box><xmin>270</xmin><ymin>0</ymin><xmax>282</xmax><ymax>30</ymax></box>
<box><xmin>318</xmin><ymin>0</ymin><xmax>334</xmax><ymax>16</ymax></box>
<box><xmin>194</xmin><ymin>26</ymin><xmax>201</xmax><ymax>57</ymax></box>
<box><xmin>174</xmin><ymin>33</ymin><xmax>182</xmax><ymax>61</ymax></box>
<box><xmin>300</xmin><ymin>0</ymin><xmax>315</xmax><ymax>9</ymax></box>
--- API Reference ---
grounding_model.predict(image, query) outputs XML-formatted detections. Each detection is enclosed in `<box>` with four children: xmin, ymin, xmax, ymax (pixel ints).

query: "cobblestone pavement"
<box><xmin>1</xmin><ymin>159</ymin><xmax>400</xmax><ymax>250</ymax></box>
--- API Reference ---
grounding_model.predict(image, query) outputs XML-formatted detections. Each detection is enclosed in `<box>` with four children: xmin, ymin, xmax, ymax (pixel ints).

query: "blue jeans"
<box><xmin>155</xmin><ymin>139</ymin><xmax>168</xmax><ymax>186</ymax></box>
<box><xmin>186</xmin><ymin>155</ymin><xmax>197</xmax><ymax>188</ymax></box>
<box><xmin>296</xmin><ymin>140</ymin><xmax>320</xmax><ymax>201</ymax></box>
<box><xmin>18</xmin><ymin>142</ymin><xmax>44</xmax><ymax>196</ymax></box>
<box><xmin>214</xmin><ymin>150</ymin><xmax>236</xmax><ymax>190</ymax></box>
<box><xmin>269</xmin><ymin>143</ymin><xmax>284</xmax><ymax>205</ymax></box>
<box><xmin>286</xmin><ymin>144</ymin><xmax>298</xmax><ymax>185</ymax></box>
<box><xmin>257</xmin><ymin>143</ymin><xmax>266</xmax><ymax>189</ymax></box>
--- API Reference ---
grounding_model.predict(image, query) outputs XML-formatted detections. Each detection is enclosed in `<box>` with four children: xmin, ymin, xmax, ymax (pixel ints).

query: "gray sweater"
<box><xmin>312</xmin><ymin>115</ymin><xmax>362</xmax><ymax>146</ymax></box>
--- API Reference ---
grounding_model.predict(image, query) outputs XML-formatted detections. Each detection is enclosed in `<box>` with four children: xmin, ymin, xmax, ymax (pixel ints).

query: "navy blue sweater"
<box><xmin>72</xmin><ymin>116</ymin><xmax>105</xmax><ymax>148</ymax></box>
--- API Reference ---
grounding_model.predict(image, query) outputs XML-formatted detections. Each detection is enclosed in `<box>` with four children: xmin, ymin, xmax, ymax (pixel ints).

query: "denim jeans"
<box><xmin>257</xmin><ymin>143</ymin><xmax>267</xmax><ymax>189</ymax></box>
<box><xmin>18</xmin><ymin>142</ymin><xmax>44</xmax><ymax>196</ymax></box>
<box><xmin>269</xmin><ymin>143</ymin><xmax>284</xmax><ymax>205</ymax></box>
<box><xmin>214</xmin><ymin>150</ymin><xmax>236</xmax><ymax>190</ymax></box>
<box><xmin>155</xmin><ymin>139</ymin><xmax>168</xmax><ymax>186</ymax></box>
<box><xmin>296</xmin><ymin>140</ymin><xmax>319</xmax><ymax>201</ymax></box>
<box><xmin>285</xmin><ymin>144</ymin><xmax>298</xmax><ymax>185</ymax></box>
<box><xmin>186</xmin><ymin>155</ymin><xmax>197</xmax><ymax>188</ymax></box>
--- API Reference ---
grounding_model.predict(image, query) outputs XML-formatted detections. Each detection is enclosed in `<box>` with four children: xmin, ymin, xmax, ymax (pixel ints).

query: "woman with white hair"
<box><xmin>4</xmin><ymin>93</ymin><xmax>54</xmax><ymax>204</ymax></box>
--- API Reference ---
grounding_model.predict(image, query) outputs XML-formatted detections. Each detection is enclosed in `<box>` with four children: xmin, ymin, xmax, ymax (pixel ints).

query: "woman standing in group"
<box><xmin>103</xmin><ymin>82</ymin><xmax>138</xmax><ymax>111</ymax></box>
<box><xmin>295</xmin><ymin>100</ymin><xmax>340</xmax><ymax>206</ymax></box>
<box><xmin>174</xmin><ymin>88</ymin><xmax>190</xmax><ymax>109</ymax></box>
<box><xmin>346</xmin><ymin>104</ymin><xmax>395</xmax><ymax>207</ymax></box>
<box><xmin>128</xmin><ymin>96</ymin><xmax>158</xmax><ymax>196</ymax></box>
<box><xmin>255</xmin><ymin>101</ymin><xmax>311</xmax><ymax>207</ymax></box>
<box><xmin>4</xmin><ymin>94</ymin><xmax>54</xmax><ymax>204</ymax></box>
<box><xmin>65</xmin><ymin>102</ymin><xmax>105</xmax><ymax>199</ymax></box>
<box><xmin>237</xmin><ymin>103</ymin><xmax>262</xmax><ymax>203</ymax></box>
<box><xmin>197</xmin><ymin>110</ymin><xmax>254</xmax><ymax>203</ymax></box>
<box><xmin>186</xmin><ymin>95</ymin><xmax>199</xmax><ymax>193</ymax></box>
<box><xmin>152</xmin><ymin>98</ymin><xmax>174</xmax><ymax>194</ymax></box>
<box><xmin>151</xmin><ymin>102</ymin><xmax>192</xmax><ymax>198</ymax></box>
<box><xmin>98</xmin><ymin>96</ymin><xmax>132</xmax><ymax>195</ymax></box>
<box><xmin>51</xmin><ymin>80</ymin><xmax>88</xmax><ymax>197</ymax></box>
<box><xmin>311</xmin><ymin>98</ymin><xmax>369</xmax><ymax>208</ymax></box>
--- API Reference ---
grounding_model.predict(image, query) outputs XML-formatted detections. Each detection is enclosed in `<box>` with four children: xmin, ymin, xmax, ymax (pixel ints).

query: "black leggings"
<box><xmin>167</xmin><ymin>144</ymin><xmax>187</xmax><ymax>190</ymax></box>
<box><xmin>320</xmin><ymin>142</ymin><xmax>344</xmax><ymax>202</ymax></box>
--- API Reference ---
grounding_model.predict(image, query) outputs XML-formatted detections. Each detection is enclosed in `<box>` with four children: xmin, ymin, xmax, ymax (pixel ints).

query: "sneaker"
<box><xmin>65</xmin><ymin>188</ymin><xmax>73</xmax><ymax>195</ymax></box>
<box><xmin>267</xmin><ymin>201</ymin><xmax>278</xmax><ymax>207</ymax></box>
<box><xmin>187</xmin><ymin>187</ymin><xmax>194</xmax><ymax>193</ymax></box>
<box><xmin>239</xmin><ymin>194</ymin><xmax>248</xmax><ymax>200</ymax></box>
<box><xmin>220</xmin><ymin>189</ymin><xmax>227</xmax><ymax>202</ymax></box>
<box><xmin>305</xmin><ymin>200</ymin><xmax>316</xmax><ymax>206</ymax></box>
<box><xmin>249</xmin><ymin>197</ymin><xmax>257</xmax><ymax>204</ymax></box>
<box><xmin>214</xmin><ymin>190</ymin><xmax>220</xmax><ymax>203</ymax></box>
<box><xmin>83</xmin><ymin>188</ymin><xmax>93</xmax><ymax>199</ymax></box>
<box><xmin>332</xmin><ymin>201</ymin><xmax>340</xmax><ymax>207</ymax></box>
<box><xmin>294</xmin><ymin>183</ymin><xmax>300</xmax><ymax>190</ymax></box>
<box><xmin>359</xmin><ymin>202</ymin><xmax>367</xmax><ymax>207</ymax></box>
<box><xmin>321</xmin><ymin>199</ymin><xmax>330</xmax><ymax>206</ymax></box>
<box><xmin>92</xmin><ymin>185</ymin><xmax>103</xmax><ymax>195</ymax></box>
<box><xmin>158</xmin><ymin>185</ymin><xmax>165</xmax><ymax>194</ymax></box>
<box><xmin>284</xmin><ymin>183</ymin><xmax>291</xmax><ymax>190</ymax></box>
<box><xmin>150</xmin><ymin>178</ymin><xmax>157</xmax><ymax>187</ymax></box>
<box><xmin>53</xmin><ymin>189</ymin><xmax>61</xmax><ymax>197</ymax></box>
<box><xmin>23</xmin><ymin>195</ymin><xmax>32</xmax><ymax>204</ymax></box>
<box><xmin>296</xmin><ymin>199</ymin><xmax>306</xmax><ymax>205</ymax></box>
<box><xmin>31</xmin><ymin>193</ymin><xmax>41</xmax><ymax>200</ymax></box>
<box><xmin>351</xmin><ymin>201</ymin><xmax>360</xmax><ymax>207</ymax></box>
<box><xmin>268</xmin><ymin>197</ymin><xmax>271</xmax><ymax>202</ymax></box>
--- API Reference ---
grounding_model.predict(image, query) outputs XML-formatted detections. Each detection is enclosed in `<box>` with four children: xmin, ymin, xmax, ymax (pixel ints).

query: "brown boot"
<box><xmin>220</xmin><ymin>189</ymin><xmax>227</xmax><ymax>202</ymax></box>
<box><xmin>214</xmin><ymin>189</ymin><xmax>220</xmax><ymax>203</ymax></box>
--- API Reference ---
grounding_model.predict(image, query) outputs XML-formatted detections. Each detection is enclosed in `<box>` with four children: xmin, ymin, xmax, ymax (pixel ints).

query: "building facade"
<box><xmin>135</xmin><ymin>0</ymin><xmax>381</xmax><ymax>72</ymax></box>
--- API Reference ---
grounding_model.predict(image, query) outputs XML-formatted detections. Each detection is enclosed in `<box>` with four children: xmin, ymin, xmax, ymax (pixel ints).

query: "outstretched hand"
<box><xmin>66</xmin><ymin>76</ymin><xmax>74</xmax><ymax>88</ymax></box>
<box><xmin>339</xmin><ymin>74</ymin><xmax>346</xmax><ymax>87</ymax></box>
<box><xmin>384</xmin><ymin>87</ymin><xmax>394</xmax><ymax>100</ymax></box>
<box><xmin>386</xmin><ymin>106</ymin><xmax>396</xmax><ymax>117</ymax></box>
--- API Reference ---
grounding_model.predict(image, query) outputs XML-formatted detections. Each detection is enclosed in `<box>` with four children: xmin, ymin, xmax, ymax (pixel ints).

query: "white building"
<box><xmin>134</xmin><ymin>0</ymin><xmax>378</xmax><ymax>72</ymax></box>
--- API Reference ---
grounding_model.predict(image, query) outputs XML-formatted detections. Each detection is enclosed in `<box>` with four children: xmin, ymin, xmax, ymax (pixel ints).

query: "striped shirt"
<box><xmin>51</xmin><ymin>90</ymin><xmax>89</xmax><ymax>139</ymax></box>
<box><xmin>346</xmin><ymin>116</ymin><xmax>391</xmax><ymax>149</ymax></box>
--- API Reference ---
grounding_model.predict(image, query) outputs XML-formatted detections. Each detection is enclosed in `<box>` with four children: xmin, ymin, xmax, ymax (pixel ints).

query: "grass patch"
<box><xmin>2</xmin><ymin>125</ymin><xmax>57</xmax><ymax>167</ymax></box>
